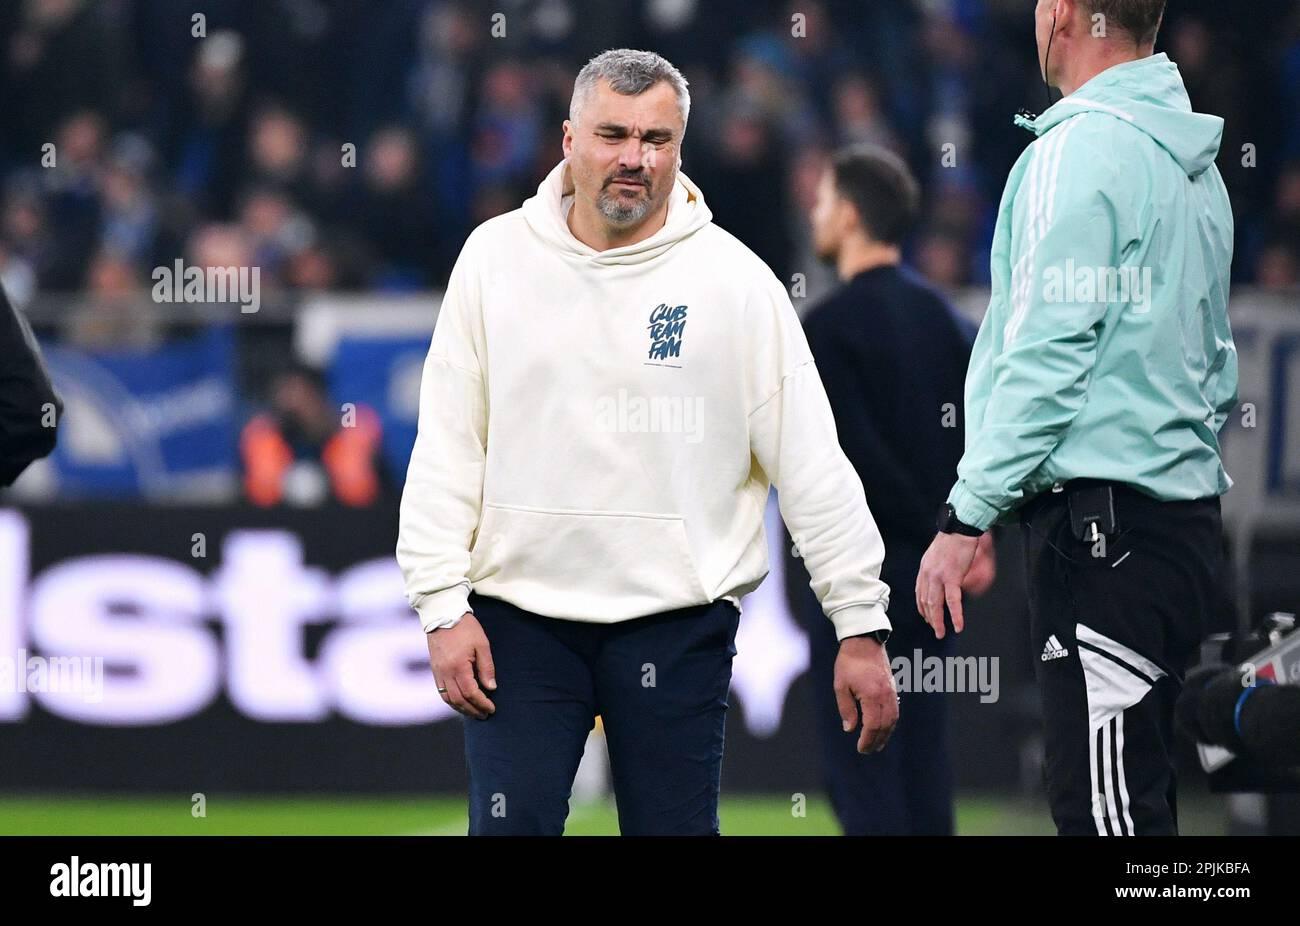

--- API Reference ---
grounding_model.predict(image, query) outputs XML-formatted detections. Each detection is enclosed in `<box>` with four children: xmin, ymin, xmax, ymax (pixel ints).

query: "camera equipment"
<box><xmin>1177</xmin><ymin>613</ymin><xmax>1300</xmax><ymax>792</ymax></box>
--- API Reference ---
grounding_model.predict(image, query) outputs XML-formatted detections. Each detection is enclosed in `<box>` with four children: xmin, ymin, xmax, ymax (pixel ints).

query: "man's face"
<box><xmin>562</xmin><ymin>77</ymin><xmax>682</xmax><ymax>229</ymax></box>
<box><xmin>810</xmin><ymin>168</ymin><xmax>849</xmax><ymax>262</ymax></box>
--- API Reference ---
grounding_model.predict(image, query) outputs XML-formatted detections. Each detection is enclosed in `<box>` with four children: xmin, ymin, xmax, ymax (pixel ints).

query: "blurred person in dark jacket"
<box><xmin>785</xmin><ymin>144</ymin><xmax>995</xmax><ymax>835</ymax></box>
<box><xmin>0</xmin><ymin>281</ymin><xmax>62</xmax><ymax>486</ymax></box>
<box><xmin>351</xmin><ymin>126</ymin><xmax>438</xmax><ymax>288</ymax></box>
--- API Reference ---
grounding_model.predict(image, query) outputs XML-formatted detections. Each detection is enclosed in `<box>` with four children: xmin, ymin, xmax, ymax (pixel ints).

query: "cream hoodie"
<box><xmin>397</xmin><ymin>159</ymin><xmax>891</xmax><ymax>641</ymax></box>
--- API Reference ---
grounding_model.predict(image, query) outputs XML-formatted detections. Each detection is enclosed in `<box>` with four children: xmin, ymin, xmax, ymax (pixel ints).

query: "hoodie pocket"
<box><xmin>468</xmin><ymin>502</ymin><xmax>710</xmax><ymax>619</ymax></box>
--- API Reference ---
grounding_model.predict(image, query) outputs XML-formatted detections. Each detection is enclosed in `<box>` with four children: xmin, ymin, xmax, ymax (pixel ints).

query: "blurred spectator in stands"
<box><xmin>99</xmin><ymin>135</ymin><xmax>162</xmax><ymax>267</ymax></box>
<box><xmin>723</xmin><ymin>31</ymin><xmax>815</xmax><ymax>145</ymax></box>
<box><xmin>169</xmin><ymin>29</ymin><xmax>250</xmax><ymax>220</ymax></box>
<box><xmin>920</xmin><ymin>3</ymin><xmax>978</xmax><ymax>176</ymax></box>
<box><xmin>2</xmin><ymin>0</ymin><xmax>131</xmax><ymax>158</ymax></box>
<box><xmin>1257</xmin><ymin>242</ymin><xmax>1300</xmax><ymax>292</ymax></box>
<box><xmin>470</xmin><ymin>60</ymin><xmax>544</xmax><ymax>191</ymax></box>
<box><xmin>43</xmin><ymin>110</ymin><xmax>105</xmax><ymax>288</ymax></box>
<box><xmin>241</xmin><ymin>363</ymin><xmax>390</xmax><ymax>508</ymax></box>
<box><xmin>1</xmin><ymin>187</ymin><xmax>48</xmax><ymax>300</ymax></box>
<box><xmin>188</xmin><ymin>222</ymin><xmax>257</xmax><ymax>305</ymax></box>
<box><xmin>700</xmin><ymin>102</ymin><xmax>795</xmax><ymax>281</ymax></box>
<box><xmin>1273</xmin><ymin>163</ymin><xmax>1300</xmax><ymax>244</ymax></box>
<box><xmin>246</xmin><ymin>105</ymin><xmax>315</xmax><ymax>210</ymax></box>
<box><xmin>284</xmin><ymin>238</ymin><xmax>343</xmax><ymax>292</ymax></box>
<box><xmin>408</xmin><ymin>0</ymin><xmax>485</xmax><ymax>266</ymax></box>
<box><xmin>470</xmin><ymin>182</ymin><xmax>525</xmax><ymax>226</ymax></box>
<box><xmin>833</xmin><ymin>73</ymin><xmax>901</xmax><ymax>154</ymax></box>
<box><xmin>914</xmin><ymin>227</ymin><xmax>970</xmax><ymax>290</ymax></box>
<box><xmin>63</xmin><ymin>250</ymin><xmax>157</xmax><ymax>350</ymax></box>
<box><xmin>353</xmin><ymin>127</ymin><xmax>437</xmax><ymax>289</ymax></box>
<box><xmin>781</xmin><ymin>0</ymin><xmax>858</xmax><ymax>129</ymax></box>
<box><xmin>236</xmin><ymin>186</ymin><xmax>312</xmax><ymax>288</ymax></box>
<box><xmin>0</xmin><ymin>0</ymin><xmax>1293</xmax><ymax>297</ymax></box>
<box><xmin>303</xmin><ymin>135</ymin><xmax>350</xmax><ymax>227</ymax></box>
<box><xmin>1282</xmin><ymin>6</ymin><xmax>1300</xmax><ymax>161</ymax></box>
<box><xmin>408</xmin><ymin>1</ymin><xmax>482</xmax><ymax>140</ymax></box>
<box><xmin>1171</xmin><ymin>16</ymin><xmax>1242</xmax><ymax>150</ymax></box>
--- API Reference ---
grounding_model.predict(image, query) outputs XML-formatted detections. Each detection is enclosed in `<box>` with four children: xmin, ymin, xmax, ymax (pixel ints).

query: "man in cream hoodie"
<box><xmin>398</xmin><ymin>48</ymin><xmax>896</xmax><ymax>835</ymax></box>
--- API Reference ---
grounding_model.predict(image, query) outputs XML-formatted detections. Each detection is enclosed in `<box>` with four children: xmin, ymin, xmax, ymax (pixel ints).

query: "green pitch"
<box><xmin>0</xmin><ymin>793</ymin><xmax>1225</xmax><ymax>835</ymax></box>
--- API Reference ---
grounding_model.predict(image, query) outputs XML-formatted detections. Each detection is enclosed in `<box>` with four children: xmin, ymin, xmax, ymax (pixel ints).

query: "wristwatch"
<box><xmin>846</xmin><ymin>628</ymin><xmax>891</xmax><ymax>645</ymax></box>
<box><xmin>936</xmin><ymin>502</ymin><xmax>983</xmax><ymax>537</ymax></box>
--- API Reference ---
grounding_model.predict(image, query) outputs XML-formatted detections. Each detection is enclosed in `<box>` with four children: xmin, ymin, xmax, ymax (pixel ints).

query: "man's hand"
<box><xmin>427</xmin><ymin>612</ymin><xmax>497</xmax><ymax>720</ymax></box>
<box><xmin>915</xmin><ymin>532</ymin><xmax>980</xmax><ymax>639</ymax></box>
<box><xmin>833</xmin><ymin>637</ymin><xmax>899</xmax><ymax>754</ymax></box>
<box><xmin>960</xmin><ymin>531</ymin><xmax>997</xmax><ymax>597</ymax></box>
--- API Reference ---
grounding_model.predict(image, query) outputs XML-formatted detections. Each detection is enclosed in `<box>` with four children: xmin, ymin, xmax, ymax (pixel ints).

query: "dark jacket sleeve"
<box><xmin>0</xmin><ymin>285</ymin><xmax>62</xmax><ymax>486</ymax></box>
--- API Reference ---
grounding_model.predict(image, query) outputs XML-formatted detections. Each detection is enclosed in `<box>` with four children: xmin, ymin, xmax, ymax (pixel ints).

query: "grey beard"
<box><xmin>597</xmin><ymin>186</ymin><xmax>653</xmax><ymax>225</ymax></box>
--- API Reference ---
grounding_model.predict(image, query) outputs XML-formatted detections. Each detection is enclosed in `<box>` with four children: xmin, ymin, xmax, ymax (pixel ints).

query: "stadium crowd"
<box><xmin>1</xmin><ymin>0</ymin><xmax>1298</xmax><ymax>324</ymax></box>
<box><xmin>0</xmin><ymin>0</ymin><xmax>1296</xmax><ymax>504</ymax></box>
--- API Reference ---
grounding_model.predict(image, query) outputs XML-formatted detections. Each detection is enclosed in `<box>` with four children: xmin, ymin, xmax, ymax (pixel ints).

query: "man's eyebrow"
<box><xmin>593</xmin><ymin>122</ymin><xmax>676</xmax><ymax>138</ymax></box>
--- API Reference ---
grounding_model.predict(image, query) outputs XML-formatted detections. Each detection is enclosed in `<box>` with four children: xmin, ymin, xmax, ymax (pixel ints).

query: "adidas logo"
<box><xmin>1041</xmin><ymin>635</ymin><xmax>1069</xmax><ymax>662</ymax></box>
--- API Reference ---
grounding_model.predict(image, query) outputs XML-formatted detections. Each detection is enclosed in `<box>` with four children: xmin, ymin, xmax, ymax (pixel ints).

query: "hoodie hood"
<box><xmin>521</xmin><ymin>158</ymin><xmax>713</xmax><ymax>265</ymax></box>
<box><xmin>1017</xmin><ymin>53</ymin><xmax>1224</xmax><ymax>178</ymax></box>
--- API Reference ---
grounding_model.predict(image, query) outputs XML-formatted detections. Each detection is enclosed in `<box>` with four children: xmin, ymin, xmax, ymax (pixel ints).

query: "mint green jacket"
<box><xmin>948</xmin><ymin>53</ymin><xmax>1237</xmax><ymax>530</ymax></box>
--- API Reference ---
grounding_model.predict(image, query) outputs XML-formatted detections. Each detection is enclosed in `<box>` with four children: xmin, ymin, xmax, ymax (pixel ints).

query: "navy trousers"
<box><xmin>461</xmin><ymin>590</ymin><xmax>741</xmax><ymax>835</ymax></box>
<box><xmin>790</xmin><ymin>544</ymin><xmax>956</xmax><ymax>835</ymax></box>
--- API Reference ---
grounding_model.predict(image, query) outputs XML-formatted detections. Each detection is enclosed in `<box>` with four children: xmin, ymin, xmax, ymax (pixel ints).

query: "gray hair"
<box><xmin>569</xmin><ymin>48</ymin><xmax>690</xmax><ymax>133</ymax></box>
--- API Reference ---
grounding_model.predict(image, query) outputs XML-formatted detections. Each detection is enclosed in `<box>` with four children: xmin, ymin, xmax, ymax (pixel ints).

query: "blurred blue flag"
<box><xmin>40</xmin><ymin>327</ymin><xmax>237</xmax><ymax>498</ymax></box>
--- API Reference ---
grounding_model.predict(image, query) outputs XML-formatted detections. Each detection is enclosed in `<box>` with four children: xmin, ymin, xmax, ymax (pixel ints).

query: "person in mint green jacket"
<box><xmin>916</xmin><ymin>0</ymin><xmax>1237</xmax><ymax>835</ymax></box>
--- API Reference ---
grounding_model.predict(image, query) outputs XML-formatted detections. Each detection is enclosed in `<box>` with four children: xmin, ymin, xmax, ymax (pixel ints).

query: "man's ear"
<box><xmin>562</xmin><ymin>119</ymin><xmax>573</xmax><ymax>158</ymax></box>
<box><xmin>1054</xmin><ymin>0</ymin><xmax>1076</xmax><ymax>33</ymax></box>
<box><xmin>840</xmin><ymin>197</ymin><xmax>865</xmax><ymax>240</ymax></box>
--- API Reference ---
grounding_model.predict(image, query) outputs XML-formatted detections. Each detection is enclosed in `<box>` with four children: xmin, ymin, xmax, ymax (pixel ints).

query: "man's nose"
<box><xmin>618</xmin><ymin>136</ymin><xmax>647</xmax><ymax>169</ymax></box>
